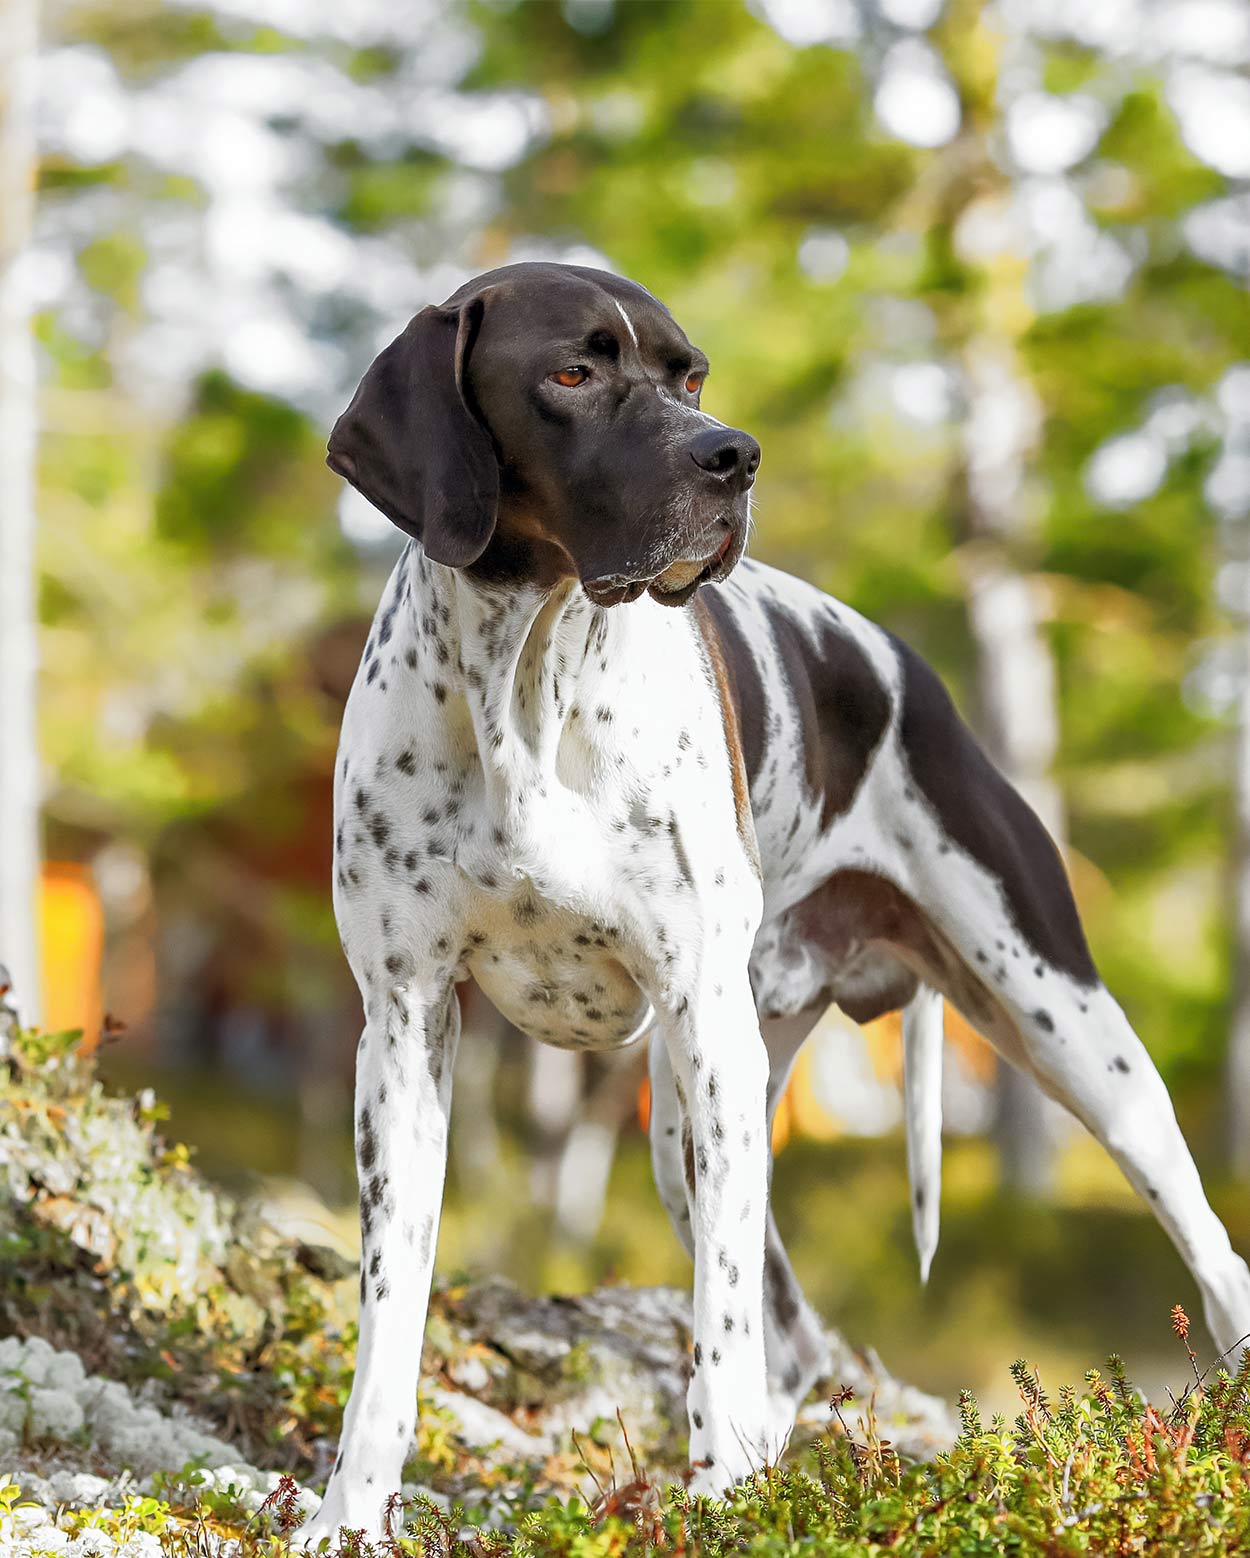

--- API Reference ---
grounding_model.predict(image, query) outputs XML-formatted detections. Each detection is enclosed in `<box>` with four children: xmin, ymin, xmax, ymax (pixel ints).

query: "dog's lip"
<box><xmin>646</xmin><ymin>528</ymin><xmax>744</xmax><ymax>607</ymax></box>
<box><xmin>584</xmin><ymin>530</ymin><xmax>744</xmax><ymax>609</ymax></box>
<box><xmin>706</xmin><ymin>529</ymin><xmax>735</xmax><ymax>574</ymax></box>
<box><xmin>582</xmin><ymin>575</ymin><xmax>650</xmax><ymax>608</ymax></box>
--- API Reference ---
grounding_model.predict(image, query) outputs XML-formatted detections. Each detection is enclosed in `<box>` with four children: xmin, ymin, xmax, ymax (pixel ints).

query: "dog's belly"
<box><xmin>468</xmin><ymin>908</ymin><xmax>652</xmax><ymax>1051</ymax></box>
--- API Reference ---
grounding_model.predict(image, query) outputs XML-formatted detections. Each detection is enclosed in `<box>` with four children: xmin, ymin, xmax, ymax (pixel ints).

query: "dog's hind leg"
<box><xmin>986</xmin><ymin>977</ymin><xmax>1250</xmax><ymax>1359</ymax></box>
<box><xmin>297</xmin><ymin>980</ymin><xmax>460</xmax><ymax>1547</ymax></box>
<box><xmin>648</xmin><ymin>1025</ymin><xmax>695</xmax><ymax>1252</ymax></box>
<box><xmin>759</xmin><ymin>1010</ymin><xmax>832</xmax><ymax>1421</ymax></box>
<box><xmin>891</xmin><ymin>639</ymin><xmax>1250</xmax><ymax>1357</ymax></box>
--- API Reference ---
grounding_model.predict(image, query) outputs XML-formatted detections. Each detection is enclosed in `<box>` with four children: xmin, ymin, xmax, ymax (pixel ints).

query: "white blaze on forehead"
<box><xmin>612</xmin><ymin>297</ymin><xmax>640</xmax><ymax>348</ymax></box>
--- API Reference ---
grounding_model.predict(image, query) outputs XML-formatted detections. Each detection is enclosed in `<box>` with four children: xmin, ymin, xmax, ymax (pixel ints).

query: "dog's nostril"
<box><xmin>689</xmin><ymin>428</ymin><xmax>762</xmax><ymax>483</ymax></box>
<box><xmin>700</xmin><ymin>444</ymin><xmax>739</xmax><ymax>474</ymax></box>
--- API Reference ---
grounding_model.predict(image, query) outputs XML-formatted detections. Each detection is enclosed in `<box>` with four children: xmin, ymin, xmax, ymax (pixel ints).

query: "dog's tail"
<box><xmin>901</xmin><ymin>984</ymin><xmax>944</xmax><ymax>1284</ymax></box>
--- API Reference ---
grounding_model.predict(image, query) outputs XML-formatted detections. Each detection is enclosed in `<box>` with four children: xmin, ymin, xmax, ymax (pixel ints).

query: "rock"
<box><xmin>292</xmin><ymin>1241</ymin><xmax>357</xmax><ymax>1283</ymax></box>
<box><xmin>433</xmin><ymin>1275</ymin><xmax>955</xmax><ymax>1478</ymax></box>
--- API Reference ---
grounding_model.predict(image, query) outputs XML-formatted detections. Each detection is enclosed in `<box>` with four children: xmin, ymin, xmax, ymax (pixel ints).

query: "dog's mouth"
<box><xmin>582</xmin><ymin>528</ymin><xmax>743</xmax><ymax>610</ymax></box>
<box><xmin>645</xmin><ymin>528</ymin><xmax>740</xmax><ymax>608</ymax></box>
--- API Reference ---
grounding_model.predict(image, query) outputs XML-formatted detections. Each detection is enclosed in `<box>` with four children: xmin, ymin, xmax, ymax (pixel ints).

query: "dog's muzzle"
<box><xmin>582</xmin><ymin>425</ymin><xmax>759</xmax><ymax>609</ymax></box>
<box><xmin>647</xmin><ymin>526</ymin><xmax>744</xmax><ymax>606</ymax></box>
<box><xmin>583</xmin><ymin>525</ymin><xmax>747</xmax><ymax>610</ymax></box>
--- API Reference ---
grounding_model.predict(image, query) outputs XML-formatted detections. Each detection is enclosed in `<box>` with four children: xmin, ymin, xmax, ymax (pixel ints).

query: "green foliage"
<box><xmin>33</xmin><ymin>0</ymin><xmax>1250</xmax><ymax>1157</ymax></box>
<box><xmin>155</xmin><ymin>371</ymin><xmax>333</xmax><ymax>554</ymax></box>
<box><xmin>14</xmin><ymin>1341</ymin><xmax>1250</xmax><ymax>1554</ymax></box>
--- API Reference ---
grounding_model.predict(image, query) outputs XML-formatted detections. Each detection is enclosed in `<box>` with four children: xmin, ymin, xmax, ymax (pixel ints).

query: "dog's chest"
<box><xmin>335</xmin><ymin>570</ymin><xmax>737</xmax><ymax>1051</ymax></box>
<box><xmin>453</xmin><ymin>745</ymin><xmax>714</xmax><ymax>1051</ymax></box>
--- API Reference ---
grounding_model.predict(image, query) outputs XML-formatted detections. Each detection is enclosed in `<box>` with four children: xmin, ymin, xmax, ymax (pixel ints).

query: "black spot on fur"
<box><xmin>765</xmin><ymin>1245</ymin><xmax>800</xmax><ymax>1329</ymax></box>
<box><xmin>358</xmin><ymin>1108</ymin><xmax>377</xmax><ymax>1171</ymax></box>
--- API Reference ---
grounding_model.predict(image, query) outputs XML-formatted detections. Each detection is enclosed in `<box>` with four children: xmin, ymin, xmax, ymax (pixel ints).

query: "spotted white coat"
<box><xmin>301</xmin><ymin>534</ymin><xmax>1250</xmax><ymax>1547</ymax></box>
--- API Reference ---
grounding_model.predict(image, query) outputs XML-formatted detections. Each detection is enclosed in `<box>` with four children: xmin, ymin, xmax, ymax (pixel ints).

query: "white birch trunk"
<box><xmin>0</xmin><ymin>0</ymin><xmax>42</xmax><ymax>1024</ymax></box>
<box><xmin>961</xmin><ymin>338</ymin><xmax>1066</xmax><ymax>1194</ymax></box>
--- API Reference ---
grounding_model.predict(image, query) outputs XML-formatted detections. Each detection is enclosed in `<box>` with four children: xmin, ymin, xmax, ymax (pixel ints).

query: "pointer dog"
<box><xmin>305</xmin><ymin>261</ymin><xmax>1250</xmax><ymax>1541</ymax></box>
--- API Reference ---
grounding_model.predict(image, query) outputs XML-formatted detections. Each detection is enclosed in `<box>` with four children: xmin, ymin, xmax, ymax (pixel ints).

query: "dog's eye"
<box><xmin>684</xmin><ymin>371</ymin><xmax>705</xmax><ymax>395</ymax></box>
<box><xmin>551</xmin><ymin>366</ymin><xmax>589</xmax><ymax>387</ymax></box>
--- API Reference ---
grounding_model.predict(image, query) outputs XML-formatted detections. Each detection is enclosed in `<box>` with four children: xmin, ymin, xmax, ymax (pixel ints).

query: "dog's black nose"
<box><xmin>689</xmin><ymin>428</ymin><xmax>761</xmax><ymax>488</ymax></box>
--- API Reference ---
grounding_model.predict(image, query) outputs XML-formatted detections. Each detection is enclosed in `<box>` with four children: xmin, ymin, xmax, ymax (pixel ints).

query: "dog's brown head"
<box><xmin>326</xmin><ymin>262</ymin><xmax>759</xmax><ymax>607</ymax></box>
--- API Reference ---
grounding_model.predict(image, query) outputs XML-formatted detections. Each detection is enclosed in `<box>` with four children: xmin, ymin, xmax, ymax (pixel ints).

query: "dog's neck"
<box><xmin>398</xmin><ymin>541</ymin><xmax>632</xmax><ymax>800</ymax></box>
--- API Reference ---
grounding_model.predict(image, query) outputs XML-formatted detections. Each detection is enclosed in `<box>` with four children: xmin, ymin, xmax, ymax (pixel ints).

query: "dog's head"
<box><xmin>327</xmin><ymin>262</ymin><xmax>759</xmax><ymax>607</ymax></box>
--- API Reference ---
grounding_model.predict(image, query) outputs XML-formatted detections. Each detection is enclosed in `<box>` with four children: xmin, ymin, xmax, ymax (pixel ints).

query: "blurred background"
<box><xmin>3</xmin><ymin>0</ymin><xmax>1250</xmax><ymax>1419</ymax></box>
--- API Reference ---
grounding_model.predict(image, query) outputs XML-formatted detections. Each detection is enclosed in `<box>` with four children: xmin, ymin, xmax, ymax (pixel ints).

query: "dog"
<box><xmin>300</xmin><ymin>260</ymin><xmax>1250</xmax><ymax>1543</ymax></box>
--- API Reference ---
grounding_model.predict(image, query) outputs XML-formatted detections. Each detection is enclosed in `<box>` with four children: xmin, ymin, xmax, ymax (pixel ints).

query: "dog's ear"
<box><xmin>326</xmin><ymin>298</ymin><xmax>498</xmax><ymax>568</ymax></box>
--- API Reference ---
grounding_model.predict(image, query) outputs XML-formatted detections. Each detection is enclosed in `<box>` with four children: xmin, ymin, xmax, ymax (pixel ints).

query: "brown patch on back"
<box><xmin>694</xmin><ymin>595</ymin><xmax>761</xmax><ymax>878</ymax></box>
<box><xmin>892</xmin><ymin>634</ymin><xmax>1098</xmax><ymax>986</ymax></box>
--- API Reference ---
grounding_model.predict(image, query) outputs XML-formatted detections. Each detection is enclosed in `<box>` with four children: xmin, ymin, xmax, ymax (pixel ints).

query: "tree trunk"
<box><xmin>960</xmin><ymin>338</ymin><xmax>1065</xmax><ymax>1195</ymax></box>
<box><xmin>1228</xmin><ymin>605</ymin><xmax>1250</xmax><ymax>1176</ymax></box>
<box><xmin>0</xmin><ymin>0</ymin><xmax>42</xmax><ymax>1024</ymax></box>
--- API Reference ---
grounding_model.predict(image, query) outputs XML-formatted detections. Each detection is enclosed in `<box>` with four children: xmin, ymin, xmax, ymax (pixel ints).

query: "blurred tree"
<box><xmin>24</xmin><ymin>0</ymin><xmax>1250</xmax><ymax>1210</ymax></box>
<box><xmin>0</xmin><ymin>0</ymin><xmax>43</xmax><ymax>1022</ymax></box>
<box><xmin>923</xmin><ymin>3</ymin><xmax>1068</xmax><ymax>1191</ymax></box>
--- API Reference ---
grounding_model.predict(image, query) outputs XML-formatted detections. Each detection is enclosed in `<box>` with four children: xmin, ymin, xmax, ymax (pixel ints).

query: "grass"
<box><xmin>11</xmin><ymin>1322</ymin><xmax>1250</xmax><ymax>1555</ymax></box>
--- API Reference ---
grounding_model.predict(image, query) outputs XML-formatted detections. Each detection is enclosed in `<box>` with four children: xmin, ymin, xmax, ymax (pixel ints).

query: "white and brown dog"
<box><xmin>301</xmin><ymin>261</ymin><xmax>1250</xmax><ymax>1543</ymax></box>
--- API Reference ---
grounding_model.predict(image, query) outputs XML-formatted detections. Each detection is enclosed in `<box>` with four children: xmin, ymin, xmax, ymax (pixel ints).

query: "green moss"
<box><xmin>13</xmin><ymin>1337</ymin><xmax>1250</xmax><ymax>1554</ymax></box>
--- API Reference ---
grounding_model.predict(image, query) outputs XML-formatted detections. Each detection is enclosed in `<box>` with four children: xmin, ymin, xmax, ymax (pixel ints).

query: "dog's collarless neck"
<box><xmin>404</xmin><ymin>542</ymin><xmax>640</xmax><ymax>796</ymax></box>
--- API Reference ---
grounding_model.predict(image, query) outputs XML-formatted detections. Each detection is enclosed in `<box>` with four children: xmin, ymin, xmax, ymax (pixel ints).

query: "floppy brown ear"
<box><xmin>326</xmin><ymin>298</ymin><xmax>498</xmax><ymax>568</ymax></box>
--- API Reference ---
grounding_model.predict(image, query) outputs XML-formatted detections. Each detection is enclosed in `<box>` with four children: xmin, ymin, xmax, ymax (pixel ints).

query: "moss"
<box><xmin>9</xmin><ymin>1337</ymin><xmax>1250</xmax><ymax>1554</ymax></box>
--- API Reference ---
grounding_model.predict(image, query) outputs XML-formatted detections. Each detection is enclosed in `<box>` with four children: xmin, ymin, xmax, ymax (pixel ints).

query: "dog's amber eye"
<box><xmin>551</xmin><ymin>366</ymin><xmax>589</xmax><ymax>387</ymax></box>
<box><xmin>685</xmin><ymin>371</ymin><xmax>705</xmax><ymax>394</ymax></box>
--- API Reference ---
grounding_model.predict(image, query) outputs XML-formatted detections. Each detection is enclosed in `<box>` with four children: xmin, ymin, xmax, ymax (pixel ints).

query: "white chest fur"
<box><xmin>332</xmin><ymin>545</ymin><xmax>759</xmax><ymax>1051</ymax></box>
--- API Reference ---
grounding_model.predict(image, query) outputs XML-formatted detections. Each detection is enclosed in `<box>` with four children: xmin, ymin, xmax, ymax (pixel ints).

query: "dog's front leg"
<box><xmin>661</xmin><ymin>974</ymin><xmax>773</xmax><ymax>1495</ymax></box>
<box><xmin>297</xmin><ymin>981</ymin><xmax>459</xmax><ymax>1548</ymax></box>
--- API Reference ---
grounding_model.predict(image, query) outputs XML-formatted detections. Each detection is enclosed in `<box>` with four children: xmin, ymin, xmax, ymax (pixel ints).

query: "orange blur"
<box><xmin>39</xmin><ymin>862</ymin><xmax>103</xmax><ymax>1047</ymax></box>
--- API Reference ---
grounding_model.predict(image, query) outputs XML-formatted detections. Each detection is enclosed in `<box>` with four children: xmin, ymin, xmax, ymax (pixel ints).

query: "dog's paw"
<box><xmin>291</xmin><ymin>1497</ymin><xmax>384</xmax><ymax>1553</ymax></box>
<box><xmin>686</xmin><ymin>1439</ymin><xmax>769</xmax><ymax>1502</ymax></box>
